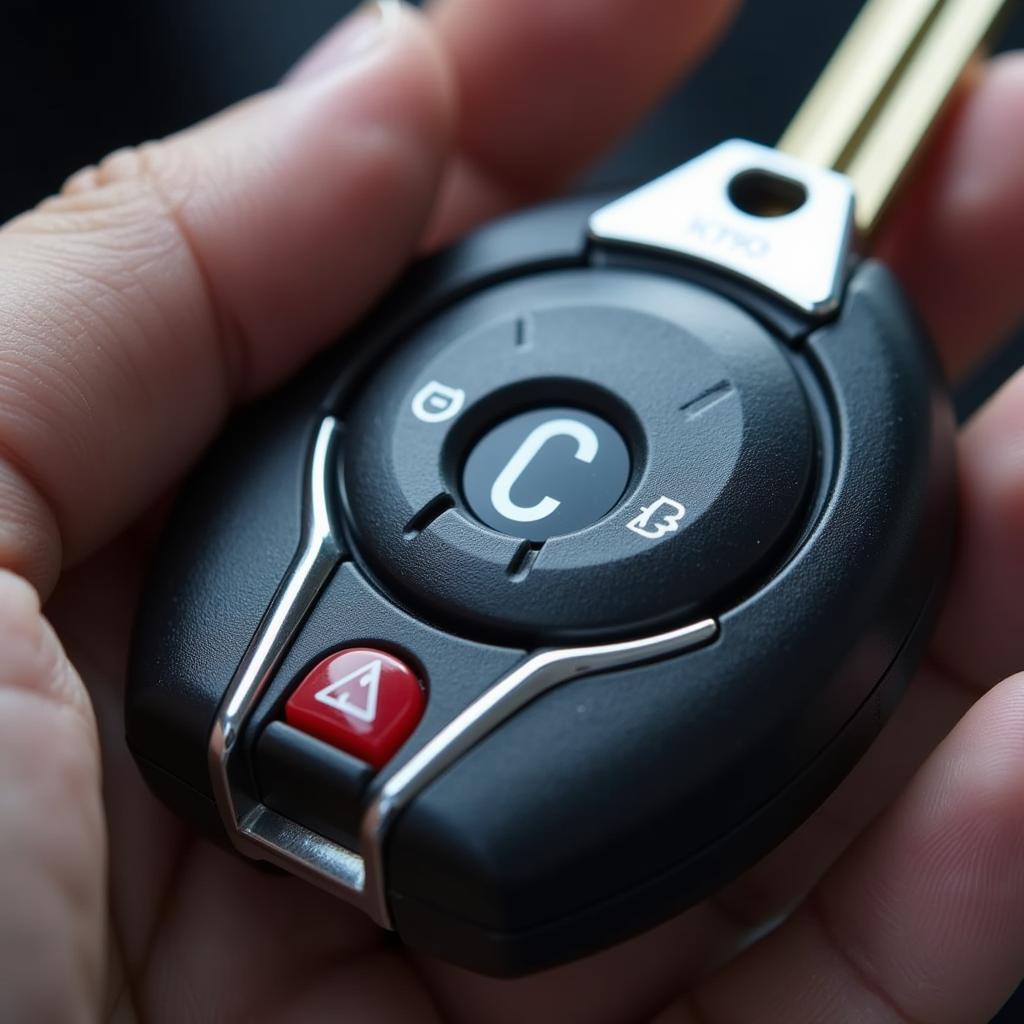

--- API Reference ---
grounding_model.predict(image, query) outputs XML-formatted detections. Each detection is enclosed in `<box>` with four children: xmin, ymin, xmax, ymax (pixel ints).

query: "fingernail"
<box><xmin>286</xmin><ymin>1</ymin><xmax>402</xmax><ymax>85</ymax></box>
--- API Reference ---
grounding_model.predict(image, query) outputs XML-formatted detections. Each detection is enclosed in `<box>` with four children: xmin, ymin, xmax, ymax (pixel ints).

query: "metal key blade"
<box><xmin>778</xmin><ymin>0</ymin><xmax>1014</xmax><ymax>237</ymax></box>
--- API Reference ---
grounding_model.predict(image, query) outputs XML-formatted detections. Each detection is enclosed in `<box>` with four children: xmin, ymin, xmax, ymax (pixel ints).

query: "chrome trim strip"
<box><xmin>206</xmin><ymin>414</ymin><xmax>718</xmax><ymax>930</ymax></box>
<box><xmin>207</xmin><ymin>420</ymin><xmax>343</xmax><ymax>842</ymax></box>
<box><xmin>241</xmin><ymin>805</ymin><xmax>366</xmax><ymax>894</ymax></box>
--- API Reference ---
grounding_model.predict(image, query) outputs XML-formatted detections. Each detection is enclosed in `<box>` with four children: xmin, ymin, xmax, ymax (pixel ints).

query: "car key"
<box><xmin>128</xmin><ymin>0</ymin><xmax>1012</xmax><ymax>976</ymax></box>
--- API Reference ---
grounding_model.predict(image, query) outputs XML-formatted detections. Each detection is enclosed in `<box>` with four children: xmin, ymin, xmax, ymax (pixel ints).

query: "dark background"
<box><xmin>4</xmin><ymin>0</ymin><xmax>1023</xmax><ymax>1017</ymax></box>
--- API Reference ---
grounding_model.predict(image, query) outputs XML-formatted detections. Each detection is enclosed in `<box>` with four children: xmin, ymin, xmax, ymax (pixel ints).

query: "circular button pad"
<box><xmin>342</xmin><ymin>269</ymin><xmax>815</xmax><ymax>642</ymax></box>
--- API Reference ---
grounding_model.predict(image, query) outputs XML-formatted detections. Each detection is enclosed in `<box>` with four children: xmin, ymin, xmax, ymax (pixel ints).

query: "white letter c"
<box><xmin>489</xmin><ymin>418</ymin><xmax>599</xmax><ymax>524</ymax></box>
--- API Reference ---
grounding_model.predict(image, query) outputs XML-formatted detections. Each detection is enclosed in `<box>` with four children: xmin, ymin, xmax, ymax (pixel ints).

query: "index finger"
<box><xmin>425</xmin><ymin>0</ymin><xmax>737</xmax><ymax>240</ymax></box>
<box><xmin>876</xmin><ymin>54</ymin><xmax>1024</xmax><ymax>380</ymax></box>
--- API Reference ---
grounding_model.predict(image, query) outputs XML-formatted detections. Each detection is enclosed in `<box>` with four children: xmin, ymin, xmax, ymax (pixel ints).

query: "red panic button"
<box><xmin>285</xmin><ymin>648</ymin><xmax>425</xmax><ymax>769</ymax></box>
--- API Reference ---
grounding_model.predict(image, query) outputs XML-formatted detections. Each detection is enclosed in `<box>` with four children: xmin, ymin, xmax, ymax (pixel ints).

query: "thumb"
<box><xmin>0</xmin><ymin>570</ymin><xmax>105</xmax><ymax>1022</ymax></box>
<box><xmin>0</xmin><ymin>1</ymin><xmax>453</xmax><ymax>594</ymax></box>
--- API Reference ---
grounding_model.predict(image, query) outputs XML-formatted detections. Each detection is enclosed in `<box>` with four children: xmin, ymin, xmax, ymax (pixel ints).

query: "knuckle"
<box><xmin>59</xmin><ymin>140</ymin><xmax>171</xmax><ymax>202</ymax></box>
<box><xmin>21</xmin><ymin>139</ymin><xmax>195</xmax><ymax>249</ymax></box>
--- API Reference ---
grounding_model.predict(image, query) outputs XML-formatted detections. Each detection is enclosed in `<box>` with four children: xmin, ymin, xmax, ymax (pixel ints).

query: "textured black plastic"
<box><xmin>126</xmin><ymin>186</ymin><xmax>955</xmax><ymax>979</ymax></box>
<box><xmin>257</xmin><ymin>722</ymin><xmax>373</xmax><ymax>852</ymax></box>
<box><xmin>389</xmin><ymin>597</ymin><xmax>935</xmax><ymax>975</ymax></box>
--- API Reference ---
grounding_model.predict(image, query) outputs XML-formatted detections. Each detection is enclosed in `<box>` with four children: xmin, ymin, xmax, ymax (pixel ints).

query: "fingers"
<box><xmin>707</xmin><ymin>661</ymin><xmax>973</xmax><ymax>929</ymax></box>
<box><xmin>0</xmin><ymin>570</ymin><xmax>105</xmax><ymax>1022</ymax></box>
<box><xmin>0</xmin><ymin>2</ymin><xmax>453</xmax><ymax>594</ymax></box>
<box><xmin>877</xmin><ymin>53</ymin><xmax>1024</xmax><ymax>380</ymax></box>
<box><xmin>137</xmin><ymin>843</ymin><xmax>437</xmax><ymax>1022</ymax></box>
<box><xmin>42</xmin><ymin>536</ymin><xmax>190</xmax><ymax>982</ymax></box>
<box><xmin>425</xmin><ymin>0</ymin><xmax>737</xmax><ymax>241</ymax></box>
<box><xmin>930</xmin><ymin>364</ymin><xmax>1024</xmax><ymax>691</ymax></box>
<box><xmin>417</xmin><ymin>908</ymin><xmax>744</xmax><ymax>1024</ymax></box>
<box><xmin>656</xmin><ymin>673</ymin><xmax>1024</xmax><ymax>1024</ymax></box>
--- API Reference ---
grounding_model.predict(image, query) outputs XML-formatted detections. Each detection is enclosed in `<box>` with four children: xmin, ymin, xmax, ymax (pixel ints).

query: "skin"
<box><xmin>1</xmin><ymin>1</ymin><xmax>1024</xmax><ymax>1020</ymax></box>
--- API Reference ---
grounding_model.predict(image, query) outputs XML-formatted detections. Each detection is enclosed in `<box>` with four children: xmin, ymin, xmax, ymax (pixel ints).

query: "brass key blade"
<box><xmin>778</xmin><ymin>0</ymin><xmax>1013</xmax><ymax>237</ymax></box>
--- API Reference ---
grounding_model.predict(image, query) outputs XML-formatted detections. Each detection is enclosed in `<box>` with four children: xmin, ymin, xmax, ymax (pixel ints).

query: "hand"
<box><xmin>2</xmin><ymin>2</ymin><xmax>1023</xmax><ymax>1020</ymax></box>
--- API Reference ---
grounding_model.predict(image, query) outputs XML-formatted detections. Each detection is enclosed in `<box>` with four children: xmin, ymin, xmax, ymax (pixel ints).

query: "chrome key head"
<box><xmin>589</xmin><ymin>139</ymin><xmax>855</xmax><ymax>318</ymax></box>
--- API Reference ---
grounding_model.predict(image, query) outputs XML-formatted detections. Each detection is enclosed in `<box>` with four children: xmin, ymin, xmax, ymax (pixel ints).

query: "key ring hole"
<box><xmin>728</xmin><ymin>169</ymin><xmax>808</xmax><ymax>218</ymax></box>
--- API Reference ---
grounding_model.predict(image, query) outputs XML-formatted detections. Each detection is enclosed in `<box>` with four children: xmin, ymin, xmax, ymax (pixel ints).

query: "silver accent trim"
<box><xmin>588</xmin><ymin>139</ymin><xmax>855</xmax><ymax>317</ymax></box>
<box><xmin>207</xmin><ymin>420</ymin><xmax>344</xmax><ymax>846</ymax></box>
<box><xmin>240</xmin><ymin>804</ymin><xmax>366</xmax><ymax>894</ymax></box>
<box><xmin>206</xmin><ymin>415</ymin><xmax>717</xmax><ymax>929</ymax></box>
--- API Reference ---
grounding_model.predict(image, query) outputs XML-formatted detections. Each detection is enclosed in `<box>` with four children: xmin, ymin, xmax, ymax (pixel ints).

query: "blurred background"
<box><xmin>5</xmin><ymin>0</ymin><xmax>1023</xmax><ymax>1016</ymax></box>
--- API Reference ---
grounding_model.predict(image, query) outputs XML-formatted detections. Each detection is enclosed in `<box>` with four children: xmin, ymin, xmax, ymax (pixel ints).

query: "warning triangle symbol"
<box><xmin>314</xmin><ymin>657</ymin><xmax>382</xmax><ymax>723</ymax></box>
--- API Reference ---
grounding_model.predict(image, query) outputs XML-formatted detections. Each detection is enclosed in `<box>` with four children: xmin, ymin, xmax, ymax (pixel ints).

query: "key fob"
<box><xmin>127</xmin><ymin>141</ymin><xmax>956</xmax><ymax>976</ymax></box>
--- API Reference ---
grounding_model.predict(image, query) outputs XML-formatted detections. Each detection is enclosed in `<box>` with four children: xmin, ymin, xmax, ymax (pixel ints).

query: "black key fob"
<box><xmin>128</xmin><ymin>141</ymin><xmax>956</xmax><ymax>976</ymax></box>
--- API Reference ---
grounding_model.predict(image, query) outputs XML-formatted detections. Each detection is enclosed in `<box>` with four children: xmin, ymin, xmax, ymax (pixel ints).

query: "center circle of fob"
<box><xmin>462</xmin><ymin>407</ymin><xmax>630</xmax><ymax>541</ymax></box>
<box><xmin>341</xmin><ymin>270</ymin><xmax>818</xmax><ymax>640</ymax></box>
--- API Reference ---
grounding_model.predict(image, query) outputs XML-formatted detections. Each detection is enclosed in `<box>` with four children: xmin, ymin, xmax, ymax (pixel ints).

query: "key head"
<box><xmin>127</xmin><ymin>168</ymin><xmax>956</xmax><ymax>975</ymax></box>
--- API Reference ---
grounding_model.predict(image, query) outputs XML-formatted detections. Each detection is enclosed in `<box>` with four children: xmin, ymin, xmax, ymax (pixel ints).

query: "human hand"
<box><xmin>2</xmin><ymin>2</ymin><xmax>1024</xmax><ymax>1021</ymax></box>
